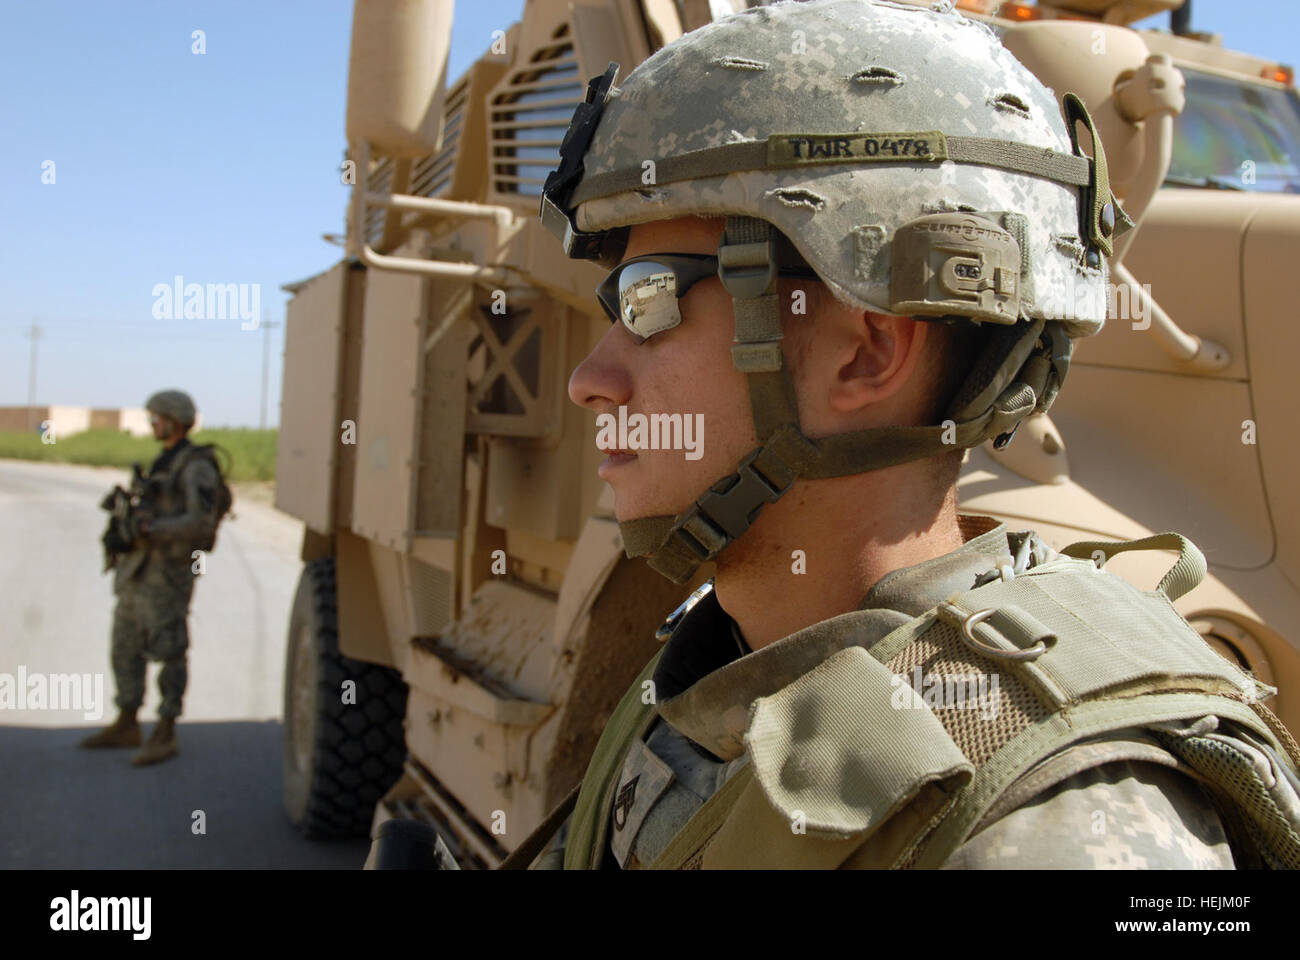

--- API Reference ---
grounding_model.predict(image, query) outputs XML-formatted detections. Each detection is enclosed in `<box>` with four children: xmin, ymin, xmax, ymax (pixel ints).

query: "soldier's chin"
<box><xmin>614</xmin><ymin>491</ymin><xmax>696</xmax><ymax>525</ymax></box>
<box><xmin>613</xmin><ymin>498</ymin><xmax>650</xmax><ymax>524</ymax></box>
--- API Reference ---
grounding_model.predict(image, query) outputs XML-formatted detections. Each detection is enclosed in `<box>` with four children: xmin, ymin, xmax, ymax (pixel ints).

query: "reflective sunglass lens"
<box><xmin>618</xmin><ymin>261</ymin><xmax>683</xmax><ymax>339</ymax></box>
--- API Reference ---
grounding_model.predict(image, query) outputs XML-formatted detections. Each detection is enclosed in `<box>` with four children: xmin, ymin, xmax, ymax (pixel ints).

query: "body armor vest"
<box><xmin>547</xmin><ymin>534</ymin><xmax>1300</xmax><ymax>870</ymax></box>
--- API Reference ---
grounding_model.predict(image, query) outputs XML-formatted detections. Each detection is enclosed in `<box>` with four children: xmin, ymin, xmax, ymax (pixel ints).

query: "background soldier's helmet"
<box><xmin>145</xmin><ymin>390</ymin><xmax>197</xmax><ymax>429</ymax></box>
<box><xmin>541</xmin><ymin>0</ymin><xmax>1130</xmax><ymax>583</ymax></box>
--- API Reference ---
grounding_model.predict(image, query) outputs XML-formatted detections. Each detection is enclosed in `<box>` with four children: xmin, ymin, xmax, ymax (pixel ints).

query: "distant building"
<box><xmin>0</xmin><ymin>406</ymin><xmax>158</xmax><ymax>437</ymax></box>
<box><xmin>90</xmin><ymin>408</ymin><xmax>154</xmax><ymax>436</ymax></box>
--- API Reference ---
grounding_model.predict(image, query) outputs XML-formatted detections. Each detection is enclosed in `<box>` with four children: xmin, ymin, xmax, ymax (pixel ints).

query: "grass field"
<box><xmin>0</xmin><ymin>428</ymin><xmax>277</xmax><ymax>483</ymax></box>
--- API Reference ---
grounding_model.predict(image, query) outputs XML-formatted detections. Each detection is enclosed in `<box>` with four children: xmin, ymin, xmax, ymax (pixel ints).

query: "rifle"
<box><xmin>99</xmin><ymin>463</ymin><xmax>154</xmax><ymax>572</ymax></box>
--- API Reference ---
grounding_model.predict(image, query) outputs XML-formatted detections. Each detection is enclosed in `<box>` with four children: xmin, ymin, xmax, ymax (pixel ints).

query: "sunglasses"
<box><xmin>596</xmin><ymin>253</ymin><xmax>820</xmax><ymax>343</ymax></box>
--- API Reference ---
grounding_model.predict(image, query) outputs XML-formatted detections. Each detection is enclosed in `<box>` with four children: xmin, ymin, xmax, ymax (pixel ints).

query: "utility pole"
<box><xmin>25</xmin><ymin>320</ymin><xmax>41</xmax><ymax>432</ymax></box>
<box><xmin>259</xmin><ymin>314</ymin><xmax>279</xmax><ymax>430</ymax></box>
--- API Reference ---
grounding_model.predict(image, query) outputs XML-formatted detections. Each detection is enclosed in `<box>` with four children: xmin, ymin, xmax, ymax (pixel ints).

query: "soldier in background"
<box><xmin>81</xmin><ymin>390</ymin><xmax>221</xmax><ymax>766</ymax></box>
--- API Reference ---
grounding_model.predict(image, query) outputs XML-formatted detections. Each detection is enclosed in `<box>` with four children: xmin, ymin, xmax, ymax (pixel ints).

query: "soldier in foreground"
<box><xmin>81</xmin><ymin>390</ymin><xmax>225</xmax><ymax>766</ymax></box>
<box><xmin>485</xmin><ymin>0</ymin><xmax>1300</xmax><ymax>869</ymax></box>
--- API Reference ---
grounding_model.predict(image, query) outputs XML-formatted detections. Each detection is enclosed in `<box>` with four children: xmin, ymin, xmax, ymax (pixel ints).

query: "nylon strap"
<box><xmin>746</xmin><ymin>369</ymin><xmax>802</xmax><ymax>440</ymax></box>
<box><xmin>948</xmin><ymin>317</ymin><xmax>1047</xmax><ymax>423</ymax></box>
<box><xmin>803</xmin><ymin>420</ymin><xmax>985</xmax><ymax>479</ymax></box>
<box><xmin>910</xmin><ymin>693</ymin><xmax>1277</xmax><ymax>869</ymax></box>
<box><xmin>571</xmin><ymin>134</ymin><xmax>1091</xmax><ymax>206</ymax></box>
<box><xmin>619</xmin><ymin>417</ymin><xmax>993</xmax><ymax>583</ymax></box>
<box><xmin>496</xmin><ymin>782</ymin><xmax>581</xmax><ymax>869</ymax></box>
<box><xmin>563</xmin><ymin>650</ymin><xmax>663</xmax><ymax>869</ymax></box>
<box><xmin>945</xmin><ymin>136</ymin><xmax>1090</xmax><ymax>186</ymax></box>
<box><xmin>1063</xmin><ymin>92</ymin><xmax>1115</xmax><ymax>259</ymax></box>
<box><xmin>1060</xmin><ymin>532</ymin><xmax>1207</xmax><ymax>602</ymax></box>
<box><xmin>722</xmin><ymin>216</ymin><xmax>787</xmax><ymax>376</ymax></box>
<box><xmin>166</xmin><ymin>442</ymin><xmax>204</xmax><ymax>487</ymax></box>
<box><xmin>620</xmin><ymin>515</ymin><xmax>677</xmax><ymax>561</ymax></box>
<box><xmin>618</xmin><ymin>428</ymin><xmax>820</xmax><ymax>584</ymax></box>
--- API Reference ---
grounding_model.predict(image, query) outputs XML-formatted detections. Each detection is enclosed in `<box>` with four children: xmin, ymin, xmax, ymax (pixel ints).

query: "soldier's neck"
<box><xmin>713</xmin><ymin>462</ymin><xmax>964</xmax><ymax>651</ymax></box>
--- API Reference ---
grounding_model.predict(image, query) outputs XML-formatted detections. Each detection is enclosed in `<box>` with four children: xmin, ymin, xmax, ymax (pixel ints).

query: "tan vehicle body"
<box><xmin>276</xmin><ymin>0</ymin><xmax>1300</xmax><ymax>866</ymax></box>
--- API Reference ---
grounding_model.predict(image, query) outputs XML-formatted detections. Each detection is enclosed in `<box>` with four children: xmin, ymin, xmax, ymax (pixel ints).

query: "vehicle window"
<box><xmin>1167</xmin><ymin>67</ymin><xmax>1300</xmax><ymax>193</ymax></box>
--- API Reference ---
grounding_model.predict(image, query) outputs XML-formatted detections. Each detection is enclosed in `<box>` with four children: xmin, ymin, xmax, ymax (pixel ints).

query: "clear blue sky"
<box><xmin>0</xmin><ymin>0</ymin><xmax>1294</xmax><ymax>427</ymax></box>
<box><xmin>0</xmin><ymin>0</ymin><xmax>525</xmax><ymax>427</ymax></box>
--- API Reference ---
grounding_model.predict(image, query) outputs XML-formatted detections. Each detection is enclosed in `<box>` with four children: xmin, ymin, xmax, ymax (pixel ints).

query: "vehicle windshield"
<box><xmin>1167</xmin><ymin>67</ymin><xmax>1300</xmax><ymax>193</ymax></box>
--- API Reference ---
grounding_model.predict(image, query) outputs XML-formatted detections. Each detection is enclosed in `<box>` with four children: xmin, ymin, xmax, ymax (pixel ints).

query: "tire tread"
<box><xmin>285</xmin><ymin>557</ymin><xmax>408</xmax><ymax>839</ymax></box>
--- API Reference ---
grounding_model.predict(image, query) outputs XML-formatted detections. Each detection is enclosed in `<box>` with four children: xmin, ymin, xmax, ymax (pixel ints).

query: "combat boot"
<box><xmin>131</xmin><ymin>717</ymin><xmax>179</xmax><ymax>766</ymax></box>
<box><xmin>78</xmin><ymin>710</ymin><xmax>142</xmax><ymax>748</ymax></box>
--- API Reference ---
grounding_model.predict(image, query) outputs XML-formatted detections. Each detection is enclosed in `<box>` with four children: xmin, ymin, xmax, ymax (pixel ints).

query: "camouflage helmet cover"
<box><xmin>570</xmin><ymin>0</ymin><xmax>1116</xmax><ymax>335</ymax></box>
<box><xmin>146</xmin><ymin>389</ymin><xmax>197</xmax><ymax>428</ymax></box>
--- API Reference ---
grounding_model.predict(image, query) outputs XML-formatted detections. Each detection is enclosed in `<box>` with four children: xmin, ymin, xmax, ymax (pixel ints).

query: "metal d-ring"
<box><xmin>959</xmin><ymin>608</ymin><xmax>1048</xmax><ymax>662</ymax></box>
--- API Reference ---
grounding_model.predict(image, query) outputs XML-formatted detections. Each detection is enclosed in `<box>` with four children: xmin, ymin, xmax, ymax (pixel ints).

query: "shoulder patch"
<box><xmin>609</xmin><ymin>737</ymin><xmax>676</xmax><ymax>868</ymax></box>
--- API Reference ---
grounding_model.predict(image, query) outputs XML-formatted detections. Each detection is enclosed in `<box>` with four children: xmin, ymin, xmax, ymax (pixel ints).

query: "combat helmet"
<box><xmin>146</xmin><ymin>389</ymin><xmax>197</xmax><ymax>429</ymax></box>
<box><xmin>541</xmin><ymin>0</ymin><xmax>1131</xmax><ymax>584</ymax></box>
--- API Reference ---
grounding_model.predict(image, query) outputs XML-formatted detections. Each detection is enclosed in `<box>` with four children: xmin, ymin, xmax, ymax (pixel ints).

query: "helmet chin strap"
<box><xmin>618</xmin><ymin>215</ymin><xmax>1064</xmax><ymax>585</ymax></box>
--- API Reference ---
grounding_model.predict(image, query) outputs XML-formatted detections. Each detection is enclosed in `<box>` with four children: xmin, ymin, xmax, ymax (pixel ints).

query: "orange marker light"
<box><xmin>1263</xmin><ymin>65</ymin><xmax>1294</xmax><ymax>86</ymax></box>
<box><xmin>1000</xmin><ymin>2</ymin><xmax>1040</xmax><ymax>20</ymax></box>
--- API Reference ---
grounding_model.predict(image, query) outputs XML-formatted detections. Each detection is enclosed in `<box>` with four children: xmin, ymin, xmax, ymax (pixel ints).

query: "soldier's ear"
<box><xmin>826</xmin><ymin>311</ymin><xmax>929</xmax><ymax>415</ymax></box>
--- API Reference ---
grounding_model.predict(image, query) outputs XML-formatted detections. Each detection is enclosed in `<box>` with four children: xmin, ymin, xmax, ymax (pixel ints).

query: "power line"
<box><xmin>0</xmin><ymin>322</ymin><xmax>281</xmax><ymax>333</ymax></box>
<box><xmin>0</xmin><ymin>319</ymin><xmax>285</xmax><ymax>343</ymax></box>
<box><xmin>259</xmin><ymin>317</ymin><xmax>280</xmax><ymax>430</ymax></box>
<box><xmin>25</xmin><ymin>320</ymin><xmax>40</xmax><ymax>431</ymax></box>
<box><xmin>0</xmin><ymin>332</ymin><xmax>264</xmax><ymax>343</ymax></box>
<box><xmin>0</xmin><ymin>318</ymin><xmax>288</xmax><ymax>334</ymax></box>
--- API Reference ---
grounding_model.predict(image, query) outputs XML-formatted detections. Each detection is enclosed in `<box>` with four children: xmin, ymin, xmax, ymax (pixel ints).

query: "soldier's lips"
<box><xmin>598</xmin><ymin>449</ymin><xmax>638</xmax><ymax>479</ymax></box>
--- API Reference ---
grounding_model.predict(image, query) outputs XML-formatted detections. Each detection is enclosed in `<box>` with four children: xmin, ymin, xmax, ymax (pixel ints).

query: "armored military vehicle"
<box><xmin>275</xmin><ymin>0</ymin><xmax>1300</xmax><ymax>867</ymax></box>
<box><xmin>957</xmin><ymin>0</ymin><xmax>1300</xmax><ymax>750</ymax></box>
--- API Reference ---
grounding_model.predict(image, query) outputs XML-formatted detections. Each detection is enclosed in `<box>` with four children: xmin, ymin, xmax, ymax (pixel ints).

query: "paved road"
<box><xmin>0</xmin><ymin>459</ymin><xmax>369</xmax><ymax>868</ymax></box>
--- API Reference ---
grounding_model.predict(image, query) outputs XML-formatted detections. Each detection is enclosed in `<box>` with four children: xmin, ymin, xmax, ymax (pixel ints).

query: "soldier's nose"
<box><xmin>568</xmin><ymin>325</ymin><xmax>633</xmax><ymax>413</ymax></box>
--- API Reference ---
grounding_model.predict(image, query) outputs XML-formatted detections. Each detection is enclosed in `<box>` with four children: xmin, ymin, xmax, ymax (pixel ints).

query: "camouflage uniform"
<box><xmin>110</xmin><ymin>437</ymin><xmax>220</xmax><ymax>720</ymax></box>
<box><xmin>533</xmin><ymin>516</ymin><xmax>1235</xmax><ymax>869</ymax></box>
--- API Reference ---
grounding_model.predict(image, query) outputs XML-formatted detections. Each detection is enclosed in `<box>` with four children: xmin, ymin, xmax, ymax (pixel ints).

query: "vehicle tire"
<box><xmin>282</xmin><ymin>556</ymin><xmax>408</xmax><ymax>838</ymax></box>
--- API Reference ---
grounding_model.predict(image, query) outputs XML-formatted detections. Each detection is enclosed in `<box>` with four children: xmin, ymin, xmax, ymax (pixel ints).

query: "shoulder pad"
<box><xmin>938</xmin><ymin>561</ymin><xmax>1259</xmax><ymax>708</ymax></box>
<box><xmin>744</xmin><ymin>646</ymin><xmax>971</xmax><ymax>838</ymax></box>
